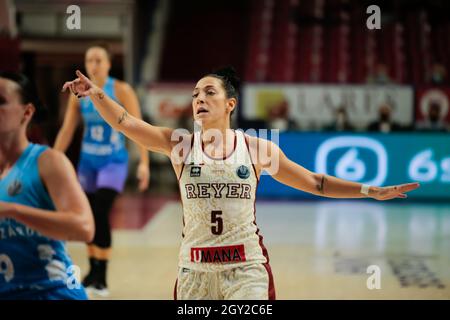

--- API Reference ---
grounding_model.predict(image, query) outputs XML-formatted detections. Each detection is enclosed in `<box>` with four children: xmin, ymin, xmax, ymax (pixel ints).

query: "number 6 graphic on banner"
<box><xmin>0</xmin><ymin>254</ymin><xmax>14</xmax><ymax>282</ymax></box>
<box><xmin>409</xmin><ymin>149</ymin><xmax>450</xmax><ymax>183</ymax></box>
<box><xmin>408</xmin><ymin>149</ymin><xmax>438</xmax><ymax>182</ymax></box>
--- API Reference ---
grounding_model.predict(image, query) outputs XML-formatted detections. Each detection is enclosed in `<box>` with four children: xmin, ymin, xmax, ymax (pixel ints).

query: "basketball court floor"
<box><xmin>67</xmin><ymin>194</ymin><xmax>450</xmax><ymax>299</ymax></box>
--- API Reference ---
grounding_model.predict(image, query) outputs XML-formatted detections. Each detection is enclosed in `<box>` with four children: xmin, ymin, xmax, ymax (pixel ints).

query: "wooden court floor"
<box><xmin>67</xmin><ymin>197</ymin><xmax>450</xmax><ymax>299</ymax></box>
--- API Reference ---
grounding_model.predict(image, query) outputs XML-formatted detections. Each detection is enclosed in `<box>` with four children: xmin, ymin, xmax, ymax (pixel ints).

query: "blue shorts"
<box><xmin>1</xmin><ymin>286</ymin><xmax>88</xmax><ymax>300</ymax></box>
<box><xmin>78</xmin><ymin>160</ymin><xmax>128</xmax><ymax>194</ymax></box>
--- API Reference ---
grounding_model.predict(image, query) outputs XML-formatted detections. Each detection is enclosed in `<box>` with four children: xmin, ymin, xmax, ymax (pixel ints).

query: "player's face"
<box><xmin>192</xmin><ymin>76</ymin><xmax>235</xmax><ymax>125</ymax></box>
<box><xmin>85</xmin><ymin>47</ymin><xmax>111</xmax><ymax>80</ymax></box>
<box><xmin>0</xmin><ymin>78</ymin><xmax>33</xmax><ymax>134</ymax></box>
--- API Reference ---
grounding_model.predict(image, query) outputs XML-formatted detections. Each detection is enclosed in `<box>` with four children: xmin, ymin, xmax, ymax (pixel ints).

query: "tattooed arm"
<box><xmin>249</xmin><ymin>136</ymin><xmax>419</xmax><ymax>200</ymax></box>
<box><xmin>118</xmin><ymin>111</ymin><xmax>128</xmax><ymax>124</ymax></box>
<box><xmin>62</xmin><ymin>70</ymin><xmax>174</xmax><ymax>156</ymax></box>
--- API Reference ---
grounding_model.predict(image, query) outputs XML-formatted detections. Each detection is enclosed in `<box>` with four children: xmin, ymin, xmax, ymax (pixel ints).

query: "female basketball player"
<box><xmin>54</xmin><ymin>45</ymin><xmax>150</xmax><ymax>296</ymax></box>
<box><xmin>63</xmin><ymin>67</ymin><xmax>419</xmax><ymax>300</ymax></box>
<box><xmin>0</xmin><ymin>72</ymin><xmax>94</xmax><ymax>300</ymax></box>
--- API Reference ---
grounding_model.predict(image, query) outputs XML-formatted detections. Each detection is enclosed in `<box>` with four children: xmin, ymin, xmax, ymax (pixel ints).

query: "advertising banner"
<box><xmin>257</xmin><ymin>132</ymin><xmax>450</xmax><ymax>200</ymax></box>
<box><xmin>242</xmin><ymin>84</ymin><xmax>414</xmax><ymax>130</ymax></box>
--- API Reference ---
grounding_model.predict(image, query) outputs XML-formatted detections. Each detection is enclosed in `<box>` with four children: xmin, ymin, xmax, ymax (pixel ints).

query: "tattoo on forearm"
<box><xmin>316</xmin><ymin>175</ymin><xmax>326</xmax><ymax>194</ymax></box>
<box><xmin>97</xmin><ymin>92</ymin><xmax>105</xmax><ymax>99</ymax></box>
<box><xmin>118</xmin><ymin>111</ymin><xmax>128</xmax><ymax>124</ymax></box>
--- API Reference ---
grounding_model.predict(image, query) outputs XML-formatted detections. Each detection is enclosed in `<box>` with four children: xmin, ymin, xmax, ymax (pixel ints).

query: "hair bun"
<box><xmin>212</xmin><ymin>66</ymin><xmax>240</xmax><ymax>90</ymax></box>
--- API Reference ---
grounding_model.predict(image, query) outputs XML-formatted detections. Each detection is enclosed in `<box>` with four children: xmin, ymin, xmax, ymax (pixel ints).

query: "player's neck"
<box><xmin>201</xmin><ymin>119</ymin><xmax>231</xmax><ymax>136</ymax></box>
<box><xmin>201</xmin><ymin>125</ymin><xmax>234</xmax><ymax>155</ymax></box>
<box><xmin>0</xmin><ymin>132</ymin><xmax>29</xmax><ymax>172</ymax></box>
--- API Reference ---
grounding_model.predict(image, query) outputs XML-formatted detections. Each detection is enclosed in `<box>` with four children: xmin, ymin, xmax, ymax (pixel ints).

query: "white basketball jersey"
<box><xmin>178</xmin><ymin>130</ymin><xmax>269</xmax><ymax>272</ymax></box>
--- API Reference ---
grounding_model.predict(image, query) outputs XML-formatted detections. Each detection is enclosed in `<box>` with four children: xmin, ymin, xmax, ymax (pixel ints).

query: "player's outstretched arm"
<box><xmin>253</xmin><ymin>137</ymin><xmax>420</xmax><ymax>200</ymax></box>
<box><xmin>62</xmin><ymin>70</ymin><xmax>174</xmax><ymax>156</ymax></box>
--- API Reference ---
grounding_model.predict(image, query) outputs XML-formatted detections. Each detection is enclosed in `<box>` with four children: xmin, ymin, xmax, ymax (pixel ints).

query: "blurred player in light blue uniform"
<box><xmin>54</xmin><ymin>44</ymin><xmax>150</xmax><ymax>296</ymax></box>
<box><xmin>0</xmin><ymin>72</ymin><xmax>94</xmax><ymax>300</ymax></box>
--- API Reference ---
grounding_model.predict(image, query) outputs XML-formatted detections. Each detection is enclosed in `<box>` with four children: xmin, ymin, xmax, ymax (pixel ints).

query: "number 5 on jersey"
<box><xmin>211</xmin><ymin>210</ymin><xmax>223</xmax><ymax>235</ymax></box>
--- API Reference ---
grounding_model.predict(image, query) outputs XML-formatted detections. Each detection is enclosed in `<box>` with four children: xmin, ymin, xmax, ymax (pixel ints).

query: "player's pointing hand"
<box><xmin>62</xmin><ymin>70</ymin><xmax>100</xmax><ymax>98</ymax></box>
<box><xmin>370</xmin><ymin>182</ymin><xmax>420</xmax><ymax>201</ymax></box>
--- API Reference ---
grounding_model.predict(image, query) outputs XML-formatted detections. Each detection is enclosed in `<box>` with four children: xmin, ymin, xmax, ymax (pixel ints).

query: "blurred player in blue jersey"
<box><xmin>0</xmin><ymin>71</ymin><xmax>94</xmax><ymax>300</ymax></box>
<box><xmin>54</xmin><ymin>44</ymin><xmax>150</xmax><ymax>296</ymax></box>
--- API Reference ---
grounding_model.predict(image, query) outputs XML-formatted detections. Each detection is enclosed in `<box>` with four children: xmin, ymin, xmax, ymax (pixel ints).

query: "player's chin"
<box><xmin>194</xmin><ymin>112</ymin><xmax>212</xmax><ymax>122</ymax></box>
<box><xmin>196</xmin><ymin>111</ymin><xmax>210</xmax><ymax>117</ymax></box>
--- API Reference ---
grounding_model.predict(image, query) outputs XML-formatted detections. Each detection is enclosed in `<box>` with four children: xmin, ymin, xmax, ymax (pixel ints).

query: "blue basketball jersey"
<box><xmin>0</xmin><ymin>144</ymin><xmax>83</xmax><ymax>298</ymax></box>
<box><xmin>79</xmin><ymin>76</ymin><xmax>128</xmax><ymax>168</ymax></box>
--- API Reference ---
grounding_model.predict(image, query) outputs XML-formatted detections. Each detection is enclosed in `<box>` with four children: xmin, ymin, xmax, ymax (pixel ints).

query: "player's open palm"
<box><xmin>62</xmin><ymin>70</ymin><xmax>99</xmax><ymax>98</ymax></box>
<box><xmin>371</xmin><ymin>182</ymin><xmax>420</xmax><ymax>201</ymax></box>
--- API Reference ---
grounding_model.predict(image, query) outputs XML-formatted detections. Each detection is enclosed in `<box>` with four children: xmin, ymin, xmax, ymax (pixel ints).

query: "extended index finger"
<box><xmin>76</xmin><ymin>70</ymin><xmax>90</xmax><ymax>82</ymax></box>
<box><xmin>398</xmin><ymin>182</ymin><xmax>420</xmax><ymax>193</ymax></box>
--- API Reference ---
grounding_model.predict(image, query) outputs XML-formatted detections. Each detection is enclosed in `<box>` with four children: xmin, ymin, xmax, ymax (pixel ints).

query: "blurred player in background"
<box><xmin>62</xmin><ymin>67</ymin><xmax>419</xmax><ymax>300</ymax></box>
<box><xmin>54</xmin><ymin>45</ymin><xmax>150</xmax><ymax>296</ymax></box>
<box><xmin>0</xmin><ymin>71</ymin><xmax>94</xmax><ymax>300</ymax></box>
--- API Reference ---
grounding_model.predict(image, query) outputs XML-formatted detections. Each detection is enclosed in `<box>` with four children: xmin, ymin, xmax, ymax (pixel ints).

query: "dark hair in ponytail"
<box><xmin>0</xmin><ymin>71</ymin><xmax>47</xmax><ymax>122</ymax></box>
<box><xmin>207</xmin><ymin>66</ymin><xmax>240</xmax><ymax>100</ymax></box>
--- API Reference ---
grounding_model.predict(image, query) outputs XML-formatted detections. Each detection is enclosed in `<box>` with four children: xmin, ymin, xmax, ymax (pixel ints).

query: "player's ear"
<box><xmin>22</xmin><ymin>103</ymin><xmax>35</xmax><ymax>125</ymax></box>
<box><xmin>227</xmin><ymin>98</ymin><xmax>236</xmax><ymax>114</ymax></box>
